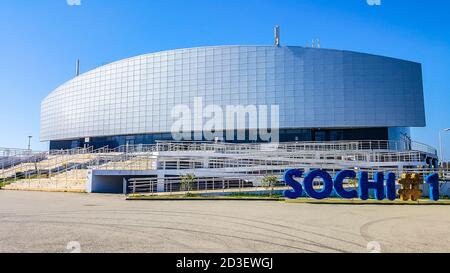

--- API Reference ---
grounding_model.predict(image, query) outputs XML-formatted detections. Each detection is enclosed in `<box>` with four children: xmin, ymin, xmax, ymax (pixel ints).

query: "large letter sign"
<box><xmin>283</xmin><ymin>169</ymin><xmax>440</xmax><ymax>201</ymax></box>
<box><xmin>283</xmin><ymin>169</ymin><xmax>303</xmax><ymax>199</ymax></box>
<box><xmin>385</xmin><ymin>173</ymin><xmax>397</xmax><ymax>201</ymax></box>
<box><xmin>303</xmin><ymin>170</ymin><xmax>334</xmax><ymax>200</ymax></box>
<box><xmin>426</xmin><ymin>173</ymin><xmax>440</xmax><ymax>202</ymax></box>
<box><xmin>333</xmin><ymin>170</ymin><xmax>358</xmax><ymax>199</ymax></box>
<box><xmin>358</xmin><ymin>172</ymin><xmax>385</xmax><ymax>201</ymax></box>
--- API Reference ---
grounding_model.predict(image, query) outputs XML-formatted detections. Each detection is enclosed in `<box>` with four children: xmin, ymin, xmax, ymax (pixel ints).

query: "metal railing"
<box><xmin>76</xmin><ymin>141</ymin><xmax>439</xmax><ymax>185</ymax></box>
<box><xmin>0</xmin><ymin>146</ymin><xmax>107</xmax><ymax>181</ymax></box>
<box><xmin>0</xmin><ymin>147</ymin><xmax>44</xmax><ymax>157</ymax></box>
<box><xmin>154</xmin><ymin>140</ymin><xmax>437</xmax><ymax>155</ymax></box>
<box><xmin>0</xmin><ymin>140</ymin><xmax>440</xmax><ymax>191</ymax></box>
<box><xmin>1</xmin><ymin>141</ymin><xmax>437</xmax><ymax>179</ymax></box>
<box><xmin>128</xmin><ymin>176</ymin><xmax>256</xmax><ymax>195</ymax></box>
<box><xmin>87</xmin><ymin>150</ymin><xmax>431</xmax><ymax>174</ymax></box>
<box><xmin>127</xmin><ymin>167</ymin><xmax>444</xmax><ymax>195</ymax></box>
<box><xmin>49</xmin><ymin>146</ymin><xmax>95</xmax><ymax>156</ymax></box>
<box><xmin>440</xmin><ymin>166</ymin><xmax>450</xmax><ymax>181</ymax></box>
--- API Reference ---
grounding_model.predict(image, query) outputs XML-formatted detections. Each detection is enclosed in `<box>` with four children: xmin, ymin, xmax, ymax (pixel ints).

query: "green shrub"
<box><xmin>261</xmin><ymin>175</ymin><xmax>279</xmax><ymax>197</ymax></box>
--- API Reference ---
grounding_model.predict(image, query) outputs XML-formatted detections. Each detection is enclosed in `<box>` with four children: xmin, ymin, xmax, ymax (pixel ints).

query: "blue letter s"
<box><xmin>283</xmin><ymin>169</ymin><xmax>303</xmax><ymax>199</ymax></box>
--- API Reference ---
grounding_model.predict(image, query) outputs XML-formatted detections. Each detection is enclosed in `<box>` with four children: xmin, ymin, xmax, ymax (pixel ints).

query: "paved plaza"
<box><xmin>0</xmin><ymin>191</ymin><xmax>449</xmax><ymax>253</ymax></box>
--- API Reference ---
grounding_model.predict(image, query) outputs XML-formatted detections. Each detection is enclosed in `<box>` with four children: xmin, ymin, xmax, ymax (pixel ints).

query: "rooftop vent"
<box><xmin>274</xmin><ymin>26</ymin><xmax>280</xmax><ymax>47</ymax></box>
<box><xmin>76</xmin><ymin>59</ymin><xmax>80</xmax><ymax>76</ymax></box>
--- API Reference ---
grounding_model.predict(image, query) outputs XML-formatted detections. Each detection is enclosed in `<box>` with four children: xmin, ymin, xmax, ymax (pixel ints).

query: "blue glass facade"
<box><xmin>49</xmin><ymin>128</ymin><xmax>394</xmax><ymax>150</ymax></box>
<box><xmin>41</xmin><ymin>46</ymin><xmax>425</xmax><ymax>149</ymax></box>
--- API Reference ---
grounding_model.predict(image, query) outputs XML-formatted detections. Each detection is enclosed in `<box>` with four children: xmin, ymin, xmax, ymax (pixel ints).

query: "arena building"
<box><xmin>41</xmin><ymin>42</ymin><xmax>425</xmax><ymax>150</ymax></box>
<box><xmin>1</xmin><ymin>31</ymin><xmax>444</xmax><ymax>195</ymax></box>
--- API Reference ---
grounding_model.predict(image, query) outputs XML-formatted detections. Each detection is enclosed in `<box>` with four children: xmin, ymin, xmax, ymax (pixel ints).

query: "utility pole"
<box><xmin>439</xmin><ymin>128</ymin><xmax>450</xmax><ymax>166</ymax></box>
<box><xmin>28</xmin><ymin>136</ymin><xmax>33</xmax><ymax>151</ymax></box>
<box><xmin>76</xmin><ymin>59</ymin><xmax>80</xmax><ymax>76</ymax></box>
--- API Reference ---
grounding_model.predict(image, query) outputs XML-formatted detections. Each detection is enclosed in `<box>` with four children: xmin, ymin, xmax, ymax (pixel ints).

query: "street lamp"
<box><xmin>27</xmin><ymin>136</ymin><xmax>32</xmax><ymax>151</ymax></box>
<box><xmin>439</xmin><ymin>128</ymin><xmax>450</xmax><ymax>166</ymax></box>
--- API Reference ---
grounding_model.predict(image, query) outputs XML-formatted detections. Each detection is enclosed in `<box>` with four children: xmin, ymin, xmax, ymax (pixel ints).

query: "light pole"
<box><xmin>439</xmin><ymin>128</ymin><xmax>450</xmax><ymax>167</ymax></box>
<box><xmin>27</xmin><ymin>136</ymin><xmax>32</xmax><ymax>151</ymax></box>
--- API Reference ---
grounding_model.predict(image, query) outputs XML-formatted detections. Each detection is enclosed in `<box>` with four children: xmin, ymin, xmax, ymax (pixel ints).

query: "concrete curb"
<box><xmin>126</xmin><ymin>197</ymin><xmax>284</xmax><ymax>201</ymax></box>
<box><xmin>1</xmin><ymin>188</ymin><xmax>87</xmax><ymax>194</ymax></box>
<box><xmin>126</xmin><ymin>196</ymin><xmax>450</xmax><ymax>204</ymax></box>
<box><xmin>285</xmin><ymin>199</ymin><xmax>450</xmax><ymax>206</ymax></box>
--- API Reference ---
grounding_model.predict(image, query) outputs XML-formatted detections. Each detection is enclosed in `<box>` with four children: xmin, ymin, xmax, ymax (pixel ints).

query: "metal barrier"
<box><xmin>154</xmin><ymin>140</ymin><xmax>437</xmax><ymax>155</ymax></box>
<box><xmin>0</xmin><ymin>146</ymin><xmax>108</xmax><ymax>182</ymax></box>
<box><xmin>127</xmin><ymin>168</ymin><xmax>442</xmax><ymax>195</ymax></box>
<box><xmin>0</xmin><ymin>140</ymin><xmax>441</xmax><ymax>192</ymax></box>
<box><xmin>128</xmin><ymin>176</ymin><xmax>261</xmax><ymax>195</ymax></box>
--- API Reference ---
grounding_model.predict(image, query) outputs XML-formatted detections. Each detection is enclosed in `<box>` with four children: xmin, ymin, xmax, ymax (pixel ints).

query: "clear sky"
<box><xmin>0</xmin><ymin>0</ymin><xmax>449</xmax><ymax>159</ymax></box>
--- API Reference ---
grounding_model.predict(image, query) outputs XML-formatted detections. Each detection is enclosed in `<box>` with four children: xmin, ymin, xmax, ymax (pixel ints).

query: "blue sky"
<box><xmin>0</xmin><ymin>0</ymin><xmax>449</xmax><ymax>159</ymax></box>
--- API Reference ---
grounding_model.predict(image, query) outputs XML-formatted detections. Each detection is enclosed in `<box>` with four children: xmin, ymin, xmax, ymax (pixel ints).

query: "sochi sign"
<box><xmin>283</xmin><ymin>169</ymin><xmax>440</xmax><ymax>201</ymax></box>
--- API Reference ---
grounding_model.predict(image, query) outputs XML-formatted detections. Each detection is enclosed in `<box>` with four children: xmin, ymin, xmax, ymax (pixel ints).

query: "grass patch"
<box><xmin>0</xmin><ymin>173</ymin><xmax>53</xmax><ymax>189</ymax></box>
<box><xmin>0</xmin><ymin>178</ymin><xmax>19</xmax><ymax>189</ymax></box>
<box><xmin>228</xmin><ymin>192</ymin><xmax>284</xmax><ymax>198</ymax></box>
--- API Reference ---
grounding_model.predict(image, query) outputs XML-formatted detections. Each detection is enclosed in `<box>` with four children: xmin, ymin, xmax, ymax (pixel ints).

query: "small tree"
<box><xmin>180</xmin><ymin>173</ymin><xmax>196</xmax><ymax>194</ymax></box>
<box><xmin>262</xmin><ymin>175</ymin><xmax>278</xmax><ymax>197</ymax></box>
